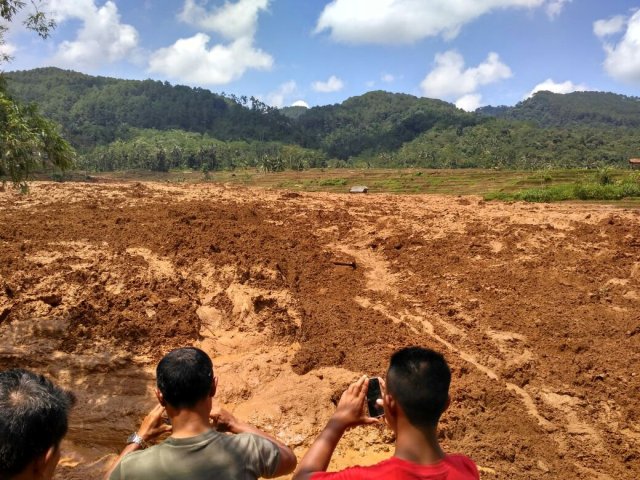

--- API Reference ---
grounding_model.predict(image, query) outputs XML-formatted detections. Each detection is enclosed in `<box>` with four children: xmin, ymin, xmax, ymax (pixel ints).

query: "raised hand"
<box><xmin>332</xmin><ymin>375</ymin><xmax>381</xmax><ymax>430</ymax></box>
<box><xmin>138</xmin><ymin>404</ymin><xmax>172</xmax><ymax>443</ymax></box>
<box><xmin>209</xmin><ymin>404</ymin><xmax>239</xmax><ymax>432</ymax></box>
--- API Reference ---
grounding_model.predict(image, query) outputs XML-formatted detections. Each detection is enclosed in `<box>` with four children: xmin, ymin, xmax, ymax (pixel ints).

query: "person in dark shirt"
<box><xmin>0</xmin><ymin>369</ymin><xmax>76</xmax><ymax>480</ymax></box>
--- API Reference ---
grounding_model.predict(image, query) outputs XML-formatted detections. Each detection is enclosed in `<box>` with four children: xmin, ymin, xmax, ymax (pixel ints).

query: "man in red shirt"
<box><xmin>294</xmin><ymin>347</ymin><xmax>479</xmax><ymax>480</ymax></box>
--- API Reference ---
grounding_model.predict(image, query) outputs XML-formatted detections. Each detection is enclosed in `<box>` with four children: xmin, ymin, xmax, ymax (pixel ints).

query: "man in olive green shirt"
<box><xmin>105</xmin><ymin>347</ymin><xmax>296</xmax><ymax>479</ymax></box>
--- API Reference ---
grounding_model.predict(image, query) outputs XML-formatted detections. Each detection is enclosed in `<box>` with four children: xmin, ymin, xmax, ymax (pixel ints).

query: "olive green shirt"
<box><xmin>109</xmin><ymin>430</ymin><xmax>281</xmax><ymax>480</ymax></box>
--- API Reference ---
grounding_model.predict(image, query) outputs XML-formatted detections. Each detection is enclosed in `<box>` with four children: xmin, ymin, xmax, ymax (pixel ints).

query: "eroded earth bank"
<box><xmin>0</xmin><ymin>182</ymin><xmax>638</xmax><ymax>479</ymax></box>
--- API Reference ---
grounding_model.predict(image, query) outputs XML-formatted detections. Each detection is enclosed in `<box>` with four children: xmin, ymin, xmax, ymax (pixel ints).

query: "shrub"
<box><xmin>596</xmin><ymin>166</ymin><xmax>614</xmax><ymax>186</ymax></box>
<box><xmin>485</xmin><ymin>173</ymin><xmax>640</xmax><ymax>203</ymax></box>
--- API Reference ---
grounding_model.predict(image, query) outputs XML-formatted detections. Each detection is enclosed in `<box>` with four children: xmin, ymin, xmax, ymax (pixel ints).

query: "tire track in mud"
<box><xmin>332</xmin><ymin>241</ymin><xmax>587</xmax><ymax>476</ymax></box>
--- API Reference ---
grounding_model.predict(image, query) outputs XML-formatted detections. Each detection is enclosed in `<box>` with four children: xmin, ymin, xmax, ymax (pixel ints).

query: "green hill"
<box><xmin>6</xmin><ymin>69</ymin><xmax>478</xmax><ymax>160</ymax></box>
<box><xmin>5</xmin><ymin>68</ymin><xmax>640</xmax><ymax>172</ymax></box>
<box><xmin>478</xmin><ymin>91</ymin><xmax>640</xmax><ymax>128</ymax></box>
<box><xmin>5</xmin><ymin>67</ymin><xmax>294</xmax><ymax>149</ymax></box>
<box><xmin>295</xmin><ymin>90</ymin><xmax>477</xmax><ymax>159</ymax></box>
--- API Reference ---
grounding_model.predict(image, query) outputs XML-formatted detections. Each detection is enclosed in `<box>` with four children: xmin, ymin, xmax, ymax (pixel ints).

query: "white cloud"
<box><xmin>150</xmin><ymin>0</ymin><xmax>273</xmax><ymax>86</ymax></box>
<box><xmin>546</xmin><ymin>0</ymin><xmax>571</xmax><ymax>19</ymax></box>
<box><xmin>148</xmin><ymin>34</ymin><xmax>272</xmax><ymax>85</ymax></box>
<box><xmin>48</xmin><ymin>0</ymin><xmax>138</xmax><ymax>68</ymax></box>
<box><xmin>420</xmin><ymin>50</ymin><xmax>512</xmax><ymax>98</ymax></box>
<box><xmin>47</xmin><ymin>0</ymin><xmax>94</xmax><ymax>21</ymax></box>
<box><xmin>456</xmin><ymin>94</ymin><xmax>483</xmax><ymax>111</ymax></box>
<box><xmin>292</xmin><ymin>100</ymin><xmax>309</xmax><ymax>108</ymax></box>
<box><xmin>594</xmin><ymin>15</ymin><xmax>627</xmax><ymax>38</ymax></box>
<box><xmin>526</xmin><ymin>78</ymin><xmax>589</xmax><ymax>98</ymax></box>
<box><xmin>381</xmin><ymin>73</ymin><xmax>395</xmax><ymax>83</ymax></box>
<box><xmin>312</xmin><ymin>75</ymin><xmax>344</xmax><ymax>93</ymax></box>
<box><xmin>365</xmin><ymin>80</ymin><xmax>375</xmax><ymax>88</ymax></box>
<box><xmin>599</xmin><ymin>10</ymin><xmax>640</xmax><ymax>85</ymax></box>
<box><xmin>266</xmin><ymin>80</ymin><xmax>298</xmax><ymax>108</ymax></box>
<box><xmin>315</xmin><ymin>0</ymin><xmax>555</xmax><ymax>45</ymax></box>
<box><xmin>179</xmin><ymin>0</ymin><xmax>269</xmax><ymax>40</ymax></box>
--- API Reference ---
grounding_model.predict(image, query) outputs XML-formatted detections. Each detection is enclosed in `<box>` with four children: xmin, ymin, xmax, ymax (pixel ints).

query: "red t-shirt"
<box><xmin>311</xmin><ymin>455</ymin><xmax>479</xmax><ymax>480</ymax></box>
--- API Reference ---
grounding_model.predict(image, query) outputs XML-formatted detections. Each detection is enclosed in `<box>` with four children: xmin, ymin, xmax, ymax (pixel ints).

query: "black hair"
<box><xmin>0</xmin><ymin>369</ymin><xmax>76</xmax><ymax>478</ymax></box>
<box><xmin>386</xmin><ymin>347</ymin><xmax>451</xmax><ymax>429</ymax></box>
<box><xmin>156</xmin><ymin>347</ymin><xmax>214</xmax><ymax>408</ymax></box>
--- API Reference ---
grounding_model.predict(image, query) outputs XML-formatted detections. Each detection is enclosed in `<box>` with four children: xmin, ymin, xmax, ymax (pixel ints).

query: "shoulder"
<box><xmin>224</xmin><ymin>432</ymin><xmax>277</xmax><ymax>450</ymax></box>
<box><xmin>444</xmin><ymin>454</ymin><xmax>480</xmax><ymax>478</ymax></box>
<box><xmin>229</xmin><ymin>433</ymin><xmax>281</xmax><ymax>477</ymax></box>
<box><xmin>121</xmin><ymin>445</ymin><xmax>163</xmax><ymax>463</ymax></box>
<box><xmin>311</xmin><ymin>459</ymin><xmax>396</xmax><ymax>480</ymax></box>
<box><xmin>113</xmin><ymin>445</ymin><xmax>165</xmax><ymax>476</ymax></box>
<box><xmin>220</xmin><ymin>432</ymin><xmax>280</xmax><ymax>465</ymax></box>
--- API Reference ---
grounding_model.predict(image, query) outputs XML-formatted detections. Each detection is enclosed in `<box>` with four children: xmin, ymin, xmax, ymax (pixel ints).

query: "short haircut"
<box><xmin>156</xmin><ymin>347</ymin><xmax>214</xmax><ymax>408</ymax></box>
<box><xmin>0</xmin><ymin>369</ymin><xmax>76</xmax><ymax>478</ymax></box>
<box><xmin>386</xmin><ymin>347</ymin><xmax>451</xmax><ymax>429</ymax></box>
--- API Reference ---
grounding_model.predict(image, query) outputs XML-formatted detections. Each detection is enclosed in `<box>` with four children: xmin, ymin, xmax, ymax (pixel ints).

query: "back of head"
<box><xmin>386</xmin><ymin>347</ymin><xmax>451</xmax><ymax>430</ymax></box>
<box><xmin>156</xmin><ymin>347</ymin><xmax>214</xmax><ymax>409</ymax></box>
<box><xmin>0</xmin><ymin>369</ymin><xmax>75</xmax><ymax>478</ymax></box>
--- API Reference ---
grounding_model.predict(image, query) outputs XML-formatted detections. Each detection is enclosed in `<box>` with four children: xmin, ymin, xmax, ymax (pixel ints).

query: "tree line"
<box><xmin>79</xmin><ymin>129</ymin><xmax>326</xmax><ymax>172</ymax></box>
<box><xmin>387</xmin><ymin>120</ymin><xmax>640</xmax><ymax>170</ymax></box>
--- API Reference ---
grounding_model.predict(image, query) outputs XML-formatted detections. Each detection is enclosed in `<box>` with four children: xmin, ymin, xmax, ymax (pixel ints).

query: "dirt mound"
<box><xmin>0</xmin><ymin>182</ymin><xmax>638</xmax><ymax>479</ymax></box>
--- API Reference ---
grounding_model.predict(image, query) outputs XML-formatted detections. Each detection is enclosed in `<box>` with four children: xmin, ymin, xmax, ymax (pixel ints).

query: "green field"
<box><xmin>43</xmin><ymin>167</ymin><xmax>640</xmax><ymax>207</ymax></box>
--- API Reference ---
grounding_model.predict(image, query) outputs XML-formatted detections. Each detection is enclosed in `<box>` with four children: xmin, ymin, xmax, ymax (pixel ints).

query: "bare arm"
<box><xmin>293</xmin><ymin>376</ymin><xmax>379</xmax><ymax>480</ymax></box>
<box><xmin>103</xmin><ymin>404</ymin><xmax>171</xmax><ymax>480</ymax></box>
<box><xmin>211</xmin><ymin>407</ymin><xmax>297</xmax><ymax>477</ymax></box>
<box><xmin>292</xmin><ymin>418</ymin><xmax>347</xmax><ymax>480</ymax></box>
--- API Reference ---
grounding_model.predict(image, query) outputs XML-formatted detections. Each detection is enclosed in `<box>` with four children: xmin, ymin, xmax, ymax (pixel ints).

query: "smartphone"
<box><xmin>367</xmin><ymin>377</ymin><xmax>384</xmax><ymax>418</ymax></box>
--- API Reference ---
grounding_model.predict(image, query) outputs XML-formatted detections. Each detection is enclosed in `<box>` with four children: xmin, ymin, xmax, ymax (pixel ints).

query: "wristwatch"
<box><xmin>126</xmin><ymin>432</ymin><xmax>148</xmax><ymax>449</ymax></box>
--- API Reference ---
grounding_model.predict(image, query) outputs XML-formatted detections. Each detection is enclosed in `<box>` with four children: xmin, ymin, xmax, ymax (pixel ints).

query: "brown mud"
<box><xmin>0</xmin><ymin>182</ymin><xmax>638</xmax><ymax>479</ymax></box>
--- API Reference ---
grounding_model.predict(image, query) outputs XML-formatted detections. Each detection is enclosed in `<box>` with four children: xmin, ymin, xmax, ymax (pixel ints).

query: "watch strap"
<box><xmin>126</xmin><ymin>432</ymin><xmax>147</xmax><ymax>449</ymax></box>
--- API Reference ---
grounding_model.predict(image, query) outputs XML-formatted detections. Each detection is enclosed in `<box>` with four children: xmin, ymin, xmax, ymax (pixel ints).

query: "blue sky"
<box><xmin>5</xmin><ymin>0</ymin><xmax>640</xmax><ymax>110</ymax></box>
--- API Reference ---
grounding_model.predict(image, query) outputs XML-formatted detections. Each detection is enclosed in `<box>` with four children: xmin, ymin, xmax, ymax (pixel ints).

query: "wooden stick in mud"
<box><xmin>332</xmin><ymin>260</ymin><xmax>356</xmax><ymax>268</ymax></box>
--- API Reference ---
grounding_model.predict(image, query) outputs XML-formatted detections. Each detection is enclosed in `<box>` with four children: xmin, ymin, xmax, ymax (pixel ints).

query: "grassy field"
<box><xmin>37</xmin><ymin>167</ymin><xmax>640</xmax><ymax>206</ymax></box>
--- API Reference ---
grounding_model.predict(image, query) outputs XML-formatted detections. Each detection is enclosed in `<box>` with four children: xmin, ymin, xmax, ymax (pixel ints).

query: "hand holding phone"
<box><xmin>366</xmin><ymin>377</ymin><xmax>384</xmax><ymax>418</ymax></box>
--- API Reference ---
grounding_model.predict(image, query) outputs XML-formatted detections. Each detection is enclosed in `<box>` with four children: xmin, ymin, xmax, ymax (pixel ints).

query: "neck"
<box><xmin>393</xmin><ymin>417</ymin><xmax>445</xmax><ymax>465</ymax></box>
<box><xmin>167</xmin><ymin>403</ymin><xmax>212</xmax><ymax>439</ymax></box>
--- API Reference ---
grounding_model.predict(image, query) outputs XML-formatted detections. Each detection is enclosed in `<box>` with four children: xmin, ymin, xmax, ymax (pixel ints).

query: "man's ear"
<box><xmin>33</xmin><ymin>443</ymin><xmax>60</xmax><ymax>479</ymax></box>
<box><xmin>155</xmin><ymin>388</ymin><xmax>166</xmax><ymax>407</ymax></box>
<box><xmin>384</xmin><ymin>393</ymin><xmax>397</xmax><ymax>418</ymax></box>
<box><xmin>383</xmin><ymin>393</ymin><xmax>398</xmax><ymax>431</ymax></box>
<box><xmin>210</xmin><ymin>376</ymin><xmax>218</xmax><ymax>398</ymax></box>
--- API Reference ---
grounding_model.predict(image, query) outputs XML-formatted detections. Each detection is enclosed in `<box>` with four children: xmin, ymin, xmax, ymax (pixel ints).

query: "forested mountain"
<box><xmin>295</xmin><ymin>91</ymin><xmax>478</xmax><ymax>159</ymax></box>
<box><xmin>6</xmin><ymin>68</ymin><xmax>478</xmax><ymax>160</ymax></box>
<box><xmin>388</xmin><ymin>120</ymin><xmax>640</xmax><ymax>169</ymax></box>
<box><xmin>477</xmin><ymin>91</ymin><xmax>640</xmax><ymax>128</ymax></box>
<box><xmin>5</xmin><ymin>68</ymin><xmax>294</xmax><ymax>148</ymax></box>
<box><xmin>5</xmin><ymin>67</ymin><xmax>640</xmax><ymax>172</ymax></box>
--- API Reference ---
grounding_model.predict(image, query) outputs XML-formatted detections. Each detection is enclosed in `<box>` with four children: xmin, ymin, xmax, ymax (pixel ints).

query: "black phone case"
<box><xmin>367</xmin><ymin>378</ymin><xmax>384</xmax><ymax>417</ymax></box>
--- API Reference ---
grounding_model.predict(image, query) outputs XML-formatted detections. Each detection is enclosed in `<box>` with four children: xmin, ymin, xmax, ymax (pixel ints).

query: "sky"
<box><xmin>4</xmin><ymin>0</ymin><xmax>640</xmax><ymax>110</ymax></box>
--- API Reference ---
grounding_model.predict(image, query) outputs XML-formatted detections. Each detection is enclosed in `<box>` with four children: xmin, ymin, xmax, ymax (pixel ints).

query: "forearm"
<box><xmin>103</xmin><ymin>408</ymin><xmax>168</xmax><ymax>480</ymax></box>
<box><xmin>293</xmin><ymin>418</ymin><xmax>346</xmax><ymax>480</ymax></box>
